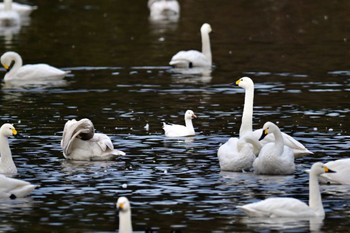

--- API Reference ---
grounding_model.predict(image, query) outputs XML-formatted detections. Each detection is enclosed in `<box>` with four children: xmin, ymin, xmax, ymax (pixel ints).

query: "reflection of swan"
<box><xmin>0</xmin><ymin>123</ymin><xmax>17</xmax><ymax>175</ymax></box>
<box><xmin>61</xmin><ymin>118</ymin><xmax>125</xmax><ymax>161</ymax></box>
<box><xmin>170</xmin><ymin>23</ymin><xmax>212</xmax><ymax>68</ymax></box>
<box><xmin>0</xmin><ymin>0</ymin><xmax>37</xmax><ymax>16</ymax></box>
<box><xmin>0</xmin><ymin>0</ymin><xmax>20</xmax><ymax>27</ymax></box>
<box><xmin>148</xmin><ymin>0</ymin><xmax>179</xmax><ymax>20</ymax></box>
<box><xmin>253</xmin><ymin>122</ymin><xmax>295</xmax><ymax>175</ymax></box>
<box><xmin>163</xmin><ymin>110</ymin><xmax>197</xmax><ymax>137</ymax></box>
<box><xmin>1</xmin><ymin>51</ymin><xmax>69</xmax><ymax>82</ymax></box>
<box><xmin>236</xmin><ymin>77</ymin><xmax>312</xmax><ymax>157</ymax></box>
<box><xmin>237</xmin><ymin>162</ymin><xmax>335</xmax><ymax>217</ymax></box>
<box><xmin>0</xmin><ymin>174</ymin><xmax>38</xmax><ymax>198</ymax></box>
<box><xmin>318</xmin><ymin>158</ymin><xmax>350</xmax><ymax>185</ymax></box>
<box><xmin>1</xmin><ymin>78</ymin><xmax>68</xmax><ymax>88</ymax></box>
<box><xmin>116</xmin><ymin>197</ymin><xmax>133</xmax><ymax>233</ymax></box>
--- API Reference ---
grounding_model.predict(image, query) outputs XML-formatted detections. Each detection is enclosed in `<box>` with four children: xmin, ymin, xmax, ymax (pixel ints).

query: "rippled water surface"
<box><xmin>0</xmin><ymin>0</ymin><xmax>350</xmax><ymax>232</ymax></box>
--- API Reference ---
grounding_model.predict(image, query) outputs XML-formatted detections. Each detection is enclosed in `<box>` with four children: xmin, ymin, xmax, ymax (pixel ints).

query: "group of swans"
<box><xmin>218</xmin><ymin>77</ymin><xmax>312</xmax><ymax>174</ymax></box>
<box><xmin>0</xmin><ymin>0</ymin><xmax>36</xmax><ymax>27</ymax></box>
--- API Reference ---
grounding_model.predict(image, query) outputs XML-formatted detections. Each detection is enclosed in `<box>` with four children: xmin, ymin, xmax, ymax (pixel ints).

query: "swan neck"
<box><xmin>239</xmin><ymin>87</ymin><xmax>254</xmax><ymax>137</ymax></box>
<box><xmin>185</xmin><ymin>118</ymin><xmax>194</xmax><ymax>132</ymax></box>
<box><xmin>4</xmin><ymin>0</ymin><xmax>12</xmax><ymax>11</ymax></box>
<box><xmin>201</xmin><ymin>30</ymin><xmax>212</xmax><ymax>65</ymax></box>
<box><xmin>119</xmin><ymin>210</ymin><xmax>133</xmax><ymax>233</ymax></box>
<box><xmin>309</xmin><ymin>172</ymin><xmax>324</xmax><ymax>216</ymax></box>
<box><xmin>0</xmin><ymin>135</ymin><xmax>15</xmax><ymax>167</ymax></box>
<box><xmin>7</xmin><ymin>53</ymin><xmax>23</xmax><ymax>78</ymax></box>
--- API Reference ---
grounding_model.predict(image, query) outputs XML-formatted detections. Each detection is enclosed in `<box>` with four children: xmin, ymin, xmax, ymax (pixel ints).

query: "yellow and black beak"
<box><xmin>235</xmin><ymin>79</ymin><xmax>241</xmax><ymax>86</ymax></box>
<box><xmin>324</xmin><ymin>166</ymin><xmax>336</xmax><ymax>173</ymax></box>
<box><xmin>12</xmin><ymin>129</ymin><xmax>17</xmax><ymax>136</ymax></box>
<box><xmin>259</xmin><ymin>129</ymin><xmax>268</xmax><ymax>141</ymax></box>
<box><xmin>117</xmin><ymin>202</ymin><xmax>124</xmax><ymax>211</ymax></box>
<box><xmin>3</xmin><ymin>60</ymin><xmax>15</xmax><ymax>73</ymax></box>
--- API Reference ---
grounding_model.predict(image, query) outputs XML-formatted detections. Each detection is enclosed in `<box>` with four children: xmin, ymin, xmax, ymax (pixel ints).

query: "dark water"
<box><xmin>0</xmin><ymin>0</ymin><xmax>350</xmax><ymax>232</ymax></box>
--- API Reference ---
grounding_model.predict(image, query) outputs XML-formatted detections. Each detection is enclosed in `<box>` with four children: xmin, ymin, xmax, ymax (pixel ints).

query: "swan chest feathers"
<box><xmin>5</xmin><ymin>64</ymin><xmax>67</xmax><ymax>81</ymax></box>
<box><xmin>238</xmin><ymin>197</ymin><xmax>316</xmax><ymax>217</ymax></box>
<box><xmin>169</xmin><ymin>50</ymin><xmax>210</xmax><ymax>68</ymax></box>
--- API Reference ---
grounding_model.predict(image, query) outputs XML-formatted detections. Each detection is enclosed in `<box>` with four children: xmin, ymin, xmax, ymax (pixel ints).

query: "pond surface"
<box><xmin>0</xmin><ymin>0</ymin><xmax>350</xmax><ymax>232</ymax></box>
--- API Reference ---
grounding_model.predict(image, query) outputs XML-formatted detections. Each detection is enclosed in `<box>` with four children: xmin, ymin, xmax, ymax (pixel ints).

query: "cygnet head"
<box><xmin>259</xmin><ymin>121</ymin><xmax>278</xmax><ymax>141</ymax></box>
<box><xmin>0</xmin><ymin>123</ymin><xmax>17</xmax><ymax>137</ymax></box>
<box><xmin>184</xmin><ymin>110</ymin><xmax>197</xmax><ymax>120</ymax></box>
<box><xmin>235</xmin><ymin>77</ymin><xmax>254</xmax><ymax>89</ymax></box>
<box><xmin>116</xmin><ymin>196</ymin><xmax>131</xmax><ymax>213</ymax></box>
<box><xmin>201</xmin><ymin>23</ymin><xmax>212</xmax><ymax>34</ymax></box>
<box><xmin>310</xmin><ymin>162</ymin><xmax>336</xmax><ymax>176</ymax></box>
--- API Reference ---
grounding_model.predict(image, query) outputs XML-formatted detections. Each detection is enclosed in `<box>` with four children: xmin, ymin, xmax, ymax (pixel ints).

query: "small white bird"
<box><xmin>0</xmin><ymin>123</ymin><xmax>18</xmax><ymax>175</ymax></box>
<box><xmin>169</xmin><ymin>23</ymin><xmax>212</xmax><ymax>68</ymax></box>
<box><xmin>0</xmin><ymin>0</ymin><xmax>20</xmax><ymax>27</ymax></box>
<box><xmin>116</xmin><ymin>197</ymin><xmax>133</xmax><ymax>233</ymax></box>
<box><xmin>0</xmin><ymin>174</ymin><xmax>38</xmax><ymax>198</ymax></box>
<box><xmin>318</xmin><ymin>158</ymin><xmax>350</xmax><ymax>185</ymax></box>
<box><xmin>1</xmin><ymin>51</ymin><xmax>69</xmax><ymax>82</ymax></box>
<box><xmin>237</xmin><ymin>162</ymin><xmax>335</xmax><ymax>217</ymax></box>
<box><xmin>163</xmin><ymin>110</ymin><xmax>197</xmax><ymax>137</ymax></box>
<box><xmin>148</xmin><ymin>0</ymin><xmax>180</xmax><ymax>17</ymax></box>
<box><xmin>0</xmin><ymin>0</ymin><xmax>37</xmax><ymax>16</ymax></box>
<box><xmin>253</xmin><ymin>122</ymin><xmax>295</xmax><ymax>175</ymax></box>
<box><xmin>61</xmin><ymin>118</ymin><xmax>125</xmax><ymax>161</ymax></box>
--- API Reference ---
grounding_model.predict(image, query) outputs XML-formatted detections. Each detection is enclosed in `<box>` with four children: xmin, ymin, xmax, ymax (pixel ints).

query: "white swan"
<box><xmin>169</xmin><ymin>23</ymin><xmax>212</xmax><ymax>68</ymax></box>
<box><xmin>317</xmin><ymin>158</ymin><xmax>350</xmax><ymax>185</ymax></box>
<box><xmin>116</xmin><ymin>197</ymin><xmax>133</xmax><ymax>233</ymax></box>
<box><xmin>0</xmin><ymin>123</ymin><xmax>17</xmax><ymax>175</ymax></box>
<box><xmin>163</xmin><ymin>110</ymin><xmax>197</xmax><ymax>137</ymax></box>
<box><xmin>1</xmin><ymin>51</ymin><xmax>69</xmax><ymax>82</ymax></box>
<box><xmin>236</xmin><ymin>77</ymin><xmax>312</xmax><ymax>157</ymax></box>
<box><xmin>237</xmin><ymin>162</ymin><xmax>335</xmax><ymax>217</ymax></box>
<box><xmin>148</xmin><ymin>0</ymin><xmax>180</xmax><ymax>17</ymax></box>
<box><xmin>0</xmin><ymin>174</ymin><xmax>38</xmax><ymax>198</ymax></box>
<box><xmin>0</xmin><ymin>0</ymin><xmax>37</xmax><ymax>16</ymax></box>
<box><xmin>61</xmin><ymin>118</ymin><xmax>125</xmax><ymax>161</ymax></box>
<box><xmin>0</xmin><ymin>0</ymin><xmax>20</xmax><ymax>27</ymax></box>
<box><xmin>253</xmin><ymin>122</ymin><xmax>295</xmax><ymax>175</ymax></box>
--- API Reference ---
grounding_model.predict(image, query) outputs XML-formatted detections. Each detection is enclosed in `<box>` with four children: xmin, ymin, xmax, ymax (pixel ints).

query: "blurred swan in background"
<box><xmin>0</xmin><ymin>0</ymin><xmax>37</xmax><ymax>16</ymax></box>
<box><xmin>148</xmin><ymin>0</ymin><xmax>179</xmax><ymax>21</ymax></box>
<box><xmin>0</xmin><ymin>0</ymin><xmax>20</xmax><ymax>27</ymax></box>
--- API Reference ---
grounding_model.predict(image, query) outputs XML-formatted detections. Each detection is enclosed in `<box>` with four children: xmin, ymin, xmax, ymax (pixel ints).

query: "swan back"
<box><xmin>117</xmin><ymin>197</ymin><xmax>133</xmax><ymax>233</ymax></box>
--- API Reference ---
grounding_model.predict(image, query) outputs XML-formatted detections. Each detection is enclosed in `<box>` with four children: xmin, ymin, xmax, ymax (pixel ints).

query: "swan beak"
<box><xmin>259</xmin><ymin>129</ymin><xmax>268</xmax><ymax>141</ymax></box>
<box><xmin>3</xmin><ymin>63</ymin><xmax>9</xmax><ymax>70</ymax></box>
<box><xmin>235</xmin><ymin>79</ymin><xmax>241</xmax><ymax>86</ymax></box>
<box><xmin>192</xmin><ymin>114</ymin><xmax>197</xmax><ymax>119</ymax></box>
<box><xmin>324</xmin><ymin>166</ymin><xmax>336</xmax><ymax>173</ymax></box>
<box><xmin>12</xmin><ymin>129</ymin><xmax>17</xmax><ymax>136</ymax></box>
<box><xmin>117</xmin><ymin>203</ymin><xmax>124</xmax><ymax>210</ymax></box>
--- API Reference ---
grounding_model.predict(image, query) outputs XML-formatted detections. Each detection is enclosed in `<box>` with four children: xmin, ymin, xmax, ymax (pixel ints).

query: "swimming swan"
<box><xmin>1</xmin><ymin>51</ymin><xmax>69</xmax><ymax>81</ymax></box>
<box><xmin>116</xmin><ymin>197</ymin><xmax>133</xmax><ymax>233</ymax></box>
<box><xmin>0</xmin><ymin>123</ymin><xmax>18</xmax><ymax>175</ymax></box>
<box><xmin>0</xmin><ymin>0</ymin><xmax>37</xmax><ymax>16</ymax></box>
<box><xmin>0</xmin><ymin>0</ymin><xmax>20</xmax><ymax>27</ymax></box>
<box><xmin>0</xmin><ymin>174</ymin><xmax>38</xmax><ymax>198</ymax></box>
<box><xmin>169</xmin><ymin>23</ymin><xmax>212</xmax><ymax>68</ymax></box>
<box><xmin>318</xmin><ymin>158</ymin><xmax>350</xmax><ymax>185</ymax></box>
<box><xmin>148</xmin><ymin>0</ymin><xmax>180</xmax><ymax>17</ymax></box>
<box><xmin>237</xmin><ymin>162</ymin><xmax>335</xmax><ymax>217</ymax></box>
<box><xmin>236</xmin><ymin>77</ymin><xmax>312</xmax><ymax>157</ymax></box>
<box><xmin>61</xmin><ymin>118</ymin><xmax>125</xmax><ymax>161</ymax></box>
<box><xmin>163</xmin><ymin>110</ymin><xmax>197</xmax><ymax>137</ymax></box>
<box><xmin>253</xmin><ymin>122</ymin><xmax>295</xmax><ymax>175</ymax></box>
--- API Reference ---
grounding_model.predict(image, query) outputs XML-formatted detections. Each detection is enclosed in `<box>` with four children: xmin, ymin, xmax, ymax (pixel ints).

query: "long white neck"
<box><xmin>185</xmin><ymin>118</ymin><xmax>195</xmax><ymax>134</ymax></box>
<box><xmin>119</xmin><ymin>210</ymin><xmax>132</xmax><ymax>233</ymax></box>
<box><xmin>272</xmin><ymin>127</ymin><xmax>284</xmax><ymax>155</ymax></box>
<box><xmin>239</xmin><ymin>86</ymin><xmax>254</xmax><ymax>137</ymax></box>
<box><xmin>309</xmin><ymin>171</ymin><xmax>325</xmax><ymax>217</ymax></box>
<box><xmin>4</xmin><ymin>0</ymin><xmax>13</xmax><ymax>11</ymax></box>
<box><xmin>5</xmin><ymin>53</ymin><xmax>23</xmax><ymax>80</ymax></box>
<box><xmin>0</xmin><ymin>134</ymin><xmax>17</xmax><ymax>174</ymax></box>
<box><xmin>201</xmin><ymin>30</ymin><xmax>212</xmax><ymax>65</ymax></box>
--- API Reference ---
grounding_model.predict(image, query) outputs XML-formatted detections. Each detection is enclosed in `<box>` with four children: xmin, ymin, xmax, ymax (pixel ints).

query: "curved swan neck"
<box><xmin>239</xmin><ymin>86</ymin><xmax>254</xmax><ymax>137</ymax></box>
<box><xmin>119</xmin><ymin>210</ymin><xmax>132</xmax><ymax>233</ymax></box>
<box><xmin>201</xmin><ymin>30</ymin><xmax>211</xmax><ymax>65</ymax></box>
<box><xmin>7</xmin><ymin>53</ymin><xmax>23</xmax><ymax>76</ymax></box>
<box><xmin>309</xmin><ymin>171</ymin><xmax>324</xmax><ymax>216</ymax></box>
<box><xmin>271</xmin><ymin>126</ymin><xmax>284</xmax><ymax>154</ymax></box>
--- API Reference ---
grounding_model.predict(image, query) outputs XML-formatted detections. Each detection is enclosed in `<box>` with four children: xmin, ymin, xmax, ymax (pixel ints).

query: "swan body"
<box><xmin>163</xmin><ymin>110</ymin><xmax>197</xmax><ymax>137</ymax></box>
<box><xmin>318</xmin><ymin>158</ymin><xmax>350</xmax><ymax>185</ymax></box>
<box><xmin>0</xmin><ymin>0</ymin><xmax>20</xmax><ymax>27</ymax></box>
<box><xmin>0</xmin><ymin>174</ymin><xmax>38</xmax><ymax>198</ymax></box>
<box><xmin>61</xmin><ymin>118</ymin><xmax>125</xmax><ymax>161</ymax></box>
<box><xmin>236</xmin><ymin>77</ymin><xmax>312</xmax><ymax>157</ymax></box>
<box><xmin>116</xmin><ymin>197</ymin><xmax>132</xmax><ymax>233</ymax></box>
<box><xmin>169</xmin><ymin>23</ymin><xmax>212</xmax><ymax>68</ymax></box>
<box><xmin>253</xmin><ymin>122</ymin><xmax>295</xmax><ymax>175</ymax></box>
<box><xmin>0</xmin><ymin>123</ymin><xmax>18</xmax><ymax>175</ymax></box>
<box><xmin>0</xmin><ymin>0</ymin><xmax>37</xmax><ymax>16</ymax></box>
<box><xmin>1</xmin><ymin>51</ymin><xmax>69</xmax><ymax>81</ymax></box>
<box><xmin>238</xmin><ymin>162</ymin><xmax>335</xmax><ymax>217</ymax></box>
<box><xmin>148</xmin><ymin>0</ymin><xmax>179</xmax><ymax>17</ymax></box>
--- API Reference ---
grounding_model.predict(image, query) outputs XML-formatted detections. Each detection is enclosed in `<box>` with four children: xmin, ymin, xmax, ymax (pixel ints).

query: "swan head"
<box><xmin>235</xmin><ymin>77</ymin><xmax>254</xmax><ymax>89</ymax></box>
<box><xmin>0</xmin><ymin>123</ymin><xmax>17</xmax><ymax>137</ymax></box>
<box><xmin>1</xmin><ymin>51</ymin><xmax>20</xmax><ymax>72</ymax></box>
<box><xmin>201</xmin><ymin>23</ymin><xmax>212</xmax><ymax>34</ymax></box>
<box><xmin>310</xmin><ymin>162</ymin><xmax>336</xmax><ymax>176</ymax></box>
<box><xmin>116</xmin><ymin>196</ymin><xmax>131</xmax><ymax>213</ymax></box>
<box><xmin>185</xmin><ymin>110</ymin><xmax>197</xmax><ymax>120</ymax></box>
<box><xmin>259</xmin><ymin>121</ymin><xmax>278</xmax><ymax>141</ymax></box>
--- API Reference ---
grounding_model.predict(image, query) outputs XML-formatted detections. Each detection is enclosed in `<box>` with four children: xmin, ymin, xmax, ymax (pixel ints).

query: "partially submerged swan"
<box><xmin>163</xmin><ymin>110</ymin><xmax>197</xmax><ymax>137</ymax></box>
<box><xmin>0</xmin><ymin>123</ymin><xmax>18</xmax><ymax>175</ymax></box>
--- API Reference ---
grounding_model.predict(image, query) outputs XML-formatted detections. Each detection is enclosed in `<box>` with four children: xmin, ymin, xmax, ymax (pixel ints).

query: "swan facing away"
<box><xmin>61</xmin><ymin>118</ymin><xmax>125</xmax><ymax>161</ymax></box>
<box><xmin>148</xmin><ymin>0</ymin><xmax>180</xmax><ymax>17</ymax></box>
<box><xmin>237</xmin><ymin>162</ymin><xmax>335</xmax><ymax>217</ymax></box>
<box><xmin>1</xmin><ymin>51</ymin><xmax>69</xmax><ymax>82</ymax></box>
<box><xmin>0</xmin><ymin>0</ymin><xmax>20</xmax><ymax>27</ymax></box>
<box><xmin>169</xmin><ymin>23</ymin><xmax>212</xmax><ymax>68</ymax></box>
<box><xmin>235</xmin><ymin>77</ymin><xmax>312</xmax><ymax>157</ymax></box>
<box><xmin>0</xmin><ymin>123</ymin><xmax>18</xmax><ymax>175</ymax></box>
<box><xmin>163</xmin><ymin>110</ymin><xmax>197</xmax><ymax>137</ymax></box>
<box><xmin>318</xmin><ymin>158</ymin><xmax>350</xmax><ymax>185</ymax></box>
<box><xmin>116</xmin><ymin>197</ymin><xmax>133</xmax><ymax>233</ymax></box>
<box><xmin>0</xmin><ymin>0</ymin><xmax>37</xmax><ymax>17</ymax></box>
<box><xmin>0</xmin><ymin>174</ymin><xmax>38</xmax><ymax>198</ymax></box>
<box><xmin>253</xmin><ymin>122</ymin><xmax>295</xmax><ymax>175</ymax></box>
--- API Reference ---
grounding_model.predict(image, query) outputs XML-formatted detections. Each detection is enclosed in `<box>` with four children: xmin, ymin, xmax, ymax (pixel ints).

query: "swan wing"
<box><xmin>13</xmin><ymin>64</ymin><xmax>67</xmax><ymax>80</ymax></box>
<box><xmin>170</xmin><ymin>50</ymin><xmax>210</xmax><ymax>68</ymax></box>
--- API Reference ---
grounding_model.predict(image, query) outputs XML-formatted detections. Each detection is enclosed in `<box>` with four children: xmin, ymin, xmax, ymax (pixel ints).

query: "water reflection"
<box><xmin>1</xmin><ymin>78</ymin><xmax>68</xmax><ymax>89</ymax></box>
